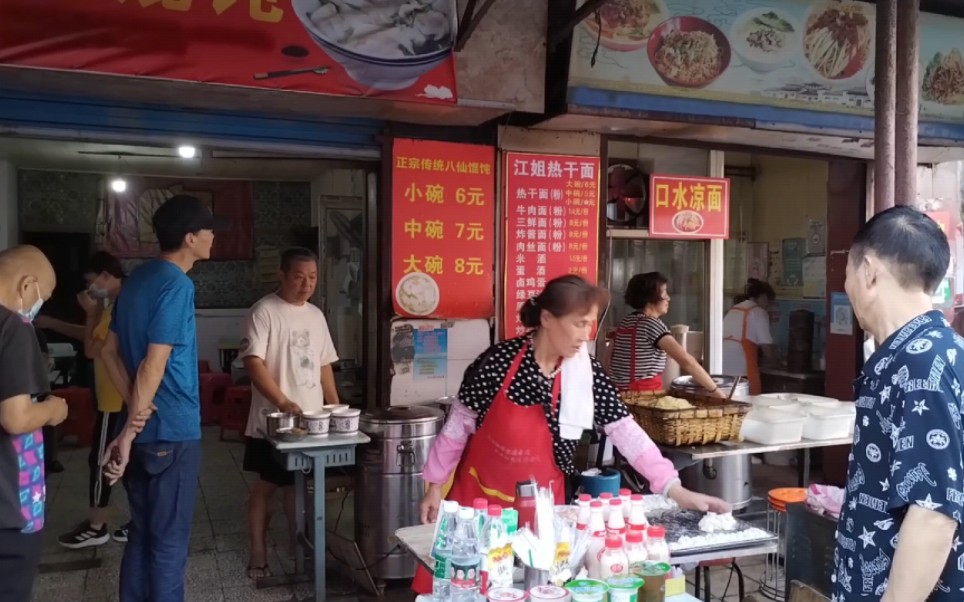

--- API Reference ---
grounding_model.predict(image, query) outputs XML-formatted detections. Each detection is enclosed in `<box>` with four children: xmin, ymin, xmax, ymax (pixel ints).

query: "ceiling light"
<box><xmin>110</xmin><ymin>178</ymin><xmax>127</xmax><ymax>193</ymax></box>
<box><xmin>177</xmin><ymin>145</ymin><xmax>197</xmax><ymax>159</ymax></box>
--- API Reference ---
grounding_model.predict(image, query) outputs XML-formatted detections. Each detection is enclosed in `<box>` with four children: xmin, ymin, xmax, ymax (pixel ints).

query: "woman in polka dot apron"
<box><xmin>411</xmin><ymin>275</ymin><xmax>730</xmax><ymax>595</ymax></box>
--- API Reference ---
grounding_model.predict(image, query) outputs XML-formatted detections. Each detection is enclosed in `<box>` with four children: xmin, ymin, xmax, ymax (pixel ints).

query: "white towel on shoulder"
<box><xmin>559</xmin><ymin>343</ymin><xmax>595</xmax><ymax>440</ymax></box>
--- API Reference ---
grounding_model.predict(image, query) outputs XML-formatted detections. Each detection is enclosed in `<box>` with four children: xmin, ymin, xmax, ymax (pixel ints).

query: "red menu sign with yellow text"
<box><xmin>391</xmin><ymin>139</ymin><xmax>495</xmax><ymax>319</ymax></box>
<box><xmin>502</xmin><ymin>152</ymin><xmax>601</xmax><ymax>339</ymax></box>
<box><xmin>649</xmin><ymin>175</ymin><xmax>730</xmax><ymax>239</ymax></box>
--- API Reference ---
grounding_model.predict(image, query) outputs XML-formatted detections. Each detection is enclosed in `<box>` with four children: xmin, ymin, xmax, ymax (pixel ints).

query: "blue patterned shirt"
<box><xmin>834</xmin><ymin>311</ymin><xmax>964</xmax><ymax>600</ymax></box>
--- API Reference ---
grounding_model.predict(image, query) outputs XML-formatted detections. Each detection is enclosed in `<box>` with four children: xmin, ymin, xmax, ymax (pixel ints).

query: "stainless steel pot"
<box><xmin>670</xmin><ymin>375</ymin><xmax>750</xmax><ymax>398</ymax></box>
<box><xmin>680</xmin><ymin>456</ymin><xmax>753</xmax><ymax>510</ymax></box>
<box><xmin>672</xmin><ymin>375</ymin><xmax>752</xmax><ymax>509</ymax></box>
<box><xmin>356</xmin><ymin>405</ymin><xmax>444</xmax><ymax>580</ymax></box>
<box><xmin>265</xmin><ymin>412</ymin><xmax>297</xmax><ymax>437</ymax></box>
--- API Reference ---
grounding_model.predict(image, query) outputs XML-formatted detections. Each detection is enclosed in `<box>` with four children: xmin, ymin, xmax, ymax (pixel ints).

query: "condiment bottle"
<box><xmin>585</xmin><ymin>501</ymin><xmax>607</xmax><ymax>579</ymax></box>
<box><xmin>599</xmin><ymin>492</ymin><xmax>613</xmax><ymax>521</ymax></box>
<box><xmin>575</xmin><ymin>493</ymin><xmax>592</xmax><ymax>532</ymax></box>
<box><xmin>598</xmin><ymin>536</ymin><xmax>629</xmax><ymax>580</ymax></box>
<box><xmin>619</xmin><ymin>488</ymin><xmax>632</xmax><ymax>519</ymax></box>
<box><xmin>628</xmin><ymin>494</ymin><xmax>649</xmax><ymax>532</ymax></box>
<box><xmin>624</xmin><ymin>529</ymin><xmax>648</xmax><ymax>573</ymax></box>
<box><xmin>645</xmin><ymin>525</ymin><xmax>670</xmax><ymax>563</ymax></box>
<box><xmin>514</xmin><ymin>482</ymin><xmax>537</xmax><ymax>533</ymax></box>
<box><xmin>606</xmin><ymin>499</ymin><xmax>627</xmax><ymax>539</ymax></box>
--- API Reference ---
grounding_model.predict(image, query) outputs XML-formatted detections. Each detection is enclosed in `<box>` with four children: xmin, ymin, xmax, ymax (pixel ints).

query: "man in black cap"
<box><xmin>99</xmin><ymin>194</ymin><xmax>228</xmax><ymax>601</ymax></box>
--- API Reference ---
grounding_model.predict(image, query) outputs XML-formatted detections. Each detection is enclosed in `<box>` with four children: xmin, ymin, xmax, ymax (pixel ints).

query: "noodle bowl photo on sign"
<box><xmin>801</xmin><ymin>1</ymin><xmax>873</xmax><ymax>87</ymax></box>
<box><xmin>291</xmin><ymin>0</ymin><xmax>456</xmax><ymax>91</ymax></box>
<box><xmin>672</xmin><ymin>211</ymin><xmax>704</xmax><ymax>235</ymax></box>
<box><xmin>395</xmin><ymin>272</ymin><xmax>441</xmax><ymax>317</ymax></box>
<box><xmin>581</xmin><ymin>0</ymin><xmax>670</xmax><ymax>52</ymax></box>
<box><xmin>648</xmin><ymin>17</ymin><xmax>731</xmax><ymax>89</ymax></box>
<box><xmin>922</xmin><ymin>49</ymin><xmax>964</xmax><ymax>106</ymax></box>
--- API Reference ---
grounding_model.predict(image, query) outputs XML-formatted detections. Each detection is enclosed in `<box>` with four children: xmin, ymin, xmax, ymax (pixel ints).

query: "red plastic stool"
<box><xmin>220</xmin><ymin>386</ymin><xmax>251</xmax><ymax>441</ymax></box>
<box><xmin>199</xmin><ymin>372</ymin><xmax>233</xmax><ymax>425</ymax></box>
<box><xmin>51</xmin><ymin>387</ymin><xmax>95</xmax><ymax>448</ymax></box>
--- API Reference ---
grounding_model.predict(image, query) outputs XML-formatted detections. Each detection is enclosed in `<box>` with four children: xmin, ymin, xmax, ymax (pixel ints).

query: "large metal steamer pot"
<box><xmin>671</xmin><ymin>375</ymin><xmax>753</xmax><ymax>510</ymax></box>
<box><xmin>356</xmin><ymin>405</ymin><xmax>444</xmax><ymax>580</ymax></box>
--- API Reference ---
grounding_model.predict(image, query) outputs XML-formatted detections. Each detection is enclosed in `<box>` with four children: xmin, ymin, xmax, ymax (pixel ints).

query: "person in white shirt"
<box><xmin>722</xmin><ymin>279</ymin><xmax>776</xmax><ymax>394</ymax></box>
<box><xmin>239</xmin><ymin>247</ymin><xmax>340</xmax><ymax>579</ymax></box>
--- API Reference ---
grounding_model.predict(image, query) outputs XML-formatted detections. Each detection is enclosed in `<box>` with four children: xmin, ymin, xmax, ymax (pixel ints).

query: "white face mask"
<box><xmin>19</xmin><ymin>282</ymin><xmax>43</xmax><ymax>322</ymax></box>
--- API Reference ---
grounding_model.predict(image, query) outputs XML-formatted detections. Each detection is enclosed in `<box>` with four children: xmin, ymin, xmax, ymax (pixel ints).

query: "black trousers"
<box><xmin>0</xmin><ymin>529</ymin><xmax>43</xmax><ymax>602</ymax></box>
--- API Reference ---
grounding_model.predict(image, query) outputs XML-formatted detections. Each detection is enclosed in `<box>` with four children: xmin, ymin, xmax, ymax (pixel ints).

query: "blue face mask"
<box><xmin>20</xmin><ymin>282</ymin><xmax>43</xmax><ymax>323</ymax></box>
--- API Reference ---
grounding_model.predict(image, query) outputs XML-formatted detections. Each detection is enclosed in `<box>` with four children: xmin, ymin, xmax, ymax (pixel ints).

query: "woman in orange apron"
<box><xmin>722</xmin><ymin>279</ymin><xmax>775</xmax><ymax>395</ymax></box>
<box><xmin>411</xmin><ymin>275</ymin><xmax>730</xmax><ymax>595</ymax></box>
<box><xmin>607</xmin><ymin>272</ymin><xmax>723</xmax><ymax>396</ymax></box>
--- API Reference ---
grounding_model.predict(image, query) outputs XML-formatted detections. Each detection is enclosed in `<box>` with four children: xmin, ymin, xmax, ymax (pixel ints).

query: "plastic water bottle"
<box><xmin>431</xmin><ymin>501</ymin><xmax>459</xmax><ymax>601</ymax></box>
<box><xmin>480</xmin><ymin>505</ymin><xmax>512</xmax><ymax>592</ymax></box>
<box><xmin>450</xmin><ymin>506</ymin><xmax>481</xmax><ymax>602</ymax></box>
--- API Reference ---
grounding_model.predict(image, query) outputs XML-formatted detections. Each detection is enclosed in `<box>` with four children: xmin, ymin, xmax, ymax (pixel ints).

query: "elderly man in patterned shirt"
<box><xmin>834</xmin><ymin>206</ymin><xmax>963</xmax><ymax>601</ymax></box>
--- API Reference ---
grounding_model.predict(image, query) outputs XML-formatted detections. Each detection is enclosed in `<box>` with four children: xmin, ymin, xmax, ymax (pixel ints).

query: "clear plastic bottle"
<box><xmin>598</xmin><ymin>536</ymin><xmax>630</xmax><ymax>579</ymax></box>
<box><xmin>431</xmin><ymin>500</ymin><xmax>460</xmax><ymax>602</ymax></box>
<box><xmin>628</xmin><ymin>494</ymin><xmax>649</xmax><ymax>532</ymax></box>
<box><xmin>619</xmin><ymin>488</ymin><xmax>632</xmax><ymax>519</ymax></box>
<box><xmin>480</xmin><ymin>505</ymin><xmax>512</xmax><ymax>592</ymax></box>
<box><xmin>450</xmin><ymin>507</ymin><xmax>482</xmax><ymax>602</ymax></box>
<box><xmin>575</xmin><ymin>493</ymin><xmax>592</xmax><ymax>532</ymax></box>
<box><xmin>645</xmin><ymin>525</ymin><xmax>670</xmax><ymax>563</ymax></box>
<box><xmin>585</xmin><ymin>500</ymin><xmax>607</xmax><ymax>579</ymax></box>
<box><xmin>473</xmin><ymin>498</ymin><xmax>489</xmax><ymax>532</ymax></box>
<box><xmin>606</xmin><ymin>499</ymin><xmax>626</xmax><ymax>539</ymax></box>
<box><xmin>624</xmin><ymin>529</ymin><xmax>648</xmax><ymax>573</ymax></box>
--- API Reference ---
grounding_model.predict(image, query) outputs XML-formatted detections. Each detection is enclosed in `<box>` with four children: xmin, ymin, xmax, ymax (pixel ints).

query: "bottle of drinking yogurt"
<box><xmin>585</xmin><ymin>501</ymin><xmax>607</xmax><ymax>579</ymax></box>
<box><xmin>624</xmin><ymin>529</ymin><xmax>648</xmax><ymax>573</ymax></box>
<box><xmin>645</xmin><ymin>525</ymin><xmax>670</xmax><ymax>563</ymax></box>
<box><xmin>619</xmin><ymin>488</ymin><xmax>632</xmax><ymax>519</ymax></box>
<box><xmin>628</xmin><ymin>494</ymin><xmax>649</xmax><ymax>532</ymax></box>
<box><xmin>575</xmin><ymin>494</ymin><xmax>592</xmax><ymax>533</ymax></box>
<box><xmin>598</xmin><ymin>492</ymin><xmax>613</xmax><ymax>521</ymax></box>
<box><xmin>598</xmin><ymin>536</ymin><xmax>629</xmax><ymax>580</ymax></box>
<box><xmin>606</xmin><ymin>499</ymin><xmax>627</xmax><ymax>539</ymax></box>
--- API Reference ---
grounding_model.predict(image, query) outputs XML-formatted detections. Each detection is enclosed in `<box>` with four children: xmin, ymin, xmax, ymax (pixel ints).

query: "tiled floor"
<box><xmin>35</xmin><ymin>430</ymin><xmax>810</xmax><ymax>602</ymax></box>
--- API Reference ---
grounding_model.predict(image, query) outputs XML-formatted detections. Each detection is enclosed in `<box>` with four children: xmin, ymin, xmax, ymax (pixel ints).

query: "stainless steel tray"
<box><xmin>653</xmin><ymin>510</ymin><xmax>778</xmax><ymax>556</ymax></box>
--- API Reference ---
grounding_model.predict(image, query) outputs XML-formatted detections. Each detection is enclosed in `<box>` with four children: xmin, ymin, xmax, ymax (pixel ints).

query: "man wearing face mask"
<box><xmin>0</xmin><ymin>245</ymin><xmax>68</xmax><ymax>602</ymax></box>
<box><xmin>57</xmin><ymin>251</ymin><xmax>129</xmax><ymax>549</ymax></box>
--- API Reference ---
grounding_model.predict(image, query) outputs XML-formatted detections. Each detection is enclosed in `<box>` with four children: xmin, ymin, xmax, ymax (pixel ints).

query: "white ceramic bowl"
<box><xmin>729</xmin><ymin>7</ymin><xmax>799</xmax><ymax>73</ymax></box>
<box><xmin>331</xmin><ymin>407</ymin><xmax>361</xmax><ymax>433</ymax></box>
<box><xmin>300</xmin><ymin>411</ymin><xmax>331</xmax><ymax>436</ymax></box>
<box><xmin>291</xmin><ymin>0</ymin><xmax>453</xmax><ymax>91</ymax></box>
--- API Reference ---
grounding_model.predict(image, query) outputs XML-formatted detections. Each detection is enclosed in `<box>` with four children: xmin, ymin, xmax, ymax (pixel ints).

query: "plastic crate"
<box><xmin>784</xmin><ymin>503</ymin><xmax>837</xmax><ymax>601</ymax></box>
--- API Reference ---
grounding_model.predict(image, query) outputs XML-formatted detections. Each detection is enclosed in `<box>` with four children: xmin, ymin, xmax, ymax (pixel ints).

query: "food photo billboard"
<box><xmin>569</xmin><ymin>0</ymin><xmax>964</xmax><ymax>124</ymax></box>
<box><xmin>0</xmin><ymin>0</ymin><xmax>458</xmax><ymax>103</ymax></box>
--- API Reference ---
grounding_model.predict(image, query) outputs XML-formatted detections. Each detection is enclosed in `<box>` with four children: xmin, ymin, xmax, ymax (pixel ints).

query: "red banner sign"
<box><xmin>928</xmin><ymin>211</ymin><xmax>950</xmax><ymax>234</ymax></box>
<box><xmin>649</xmin><ymin>175</ymin><xmax>730</xmax><ymax>239</ymax></box>
<box><xmin>391</xmin><ymin>139</ymin><xmax>495</xmax><ymax>319</ymax></box>
<box><xmin>502</xmin><ymin>152</ymin><xmax>601</xmax><ymax>339</ymax></box>
<box><xmin>0</xmin><ymin>0</ymin><xmax>457</xmax><ymax>103</ymax></box>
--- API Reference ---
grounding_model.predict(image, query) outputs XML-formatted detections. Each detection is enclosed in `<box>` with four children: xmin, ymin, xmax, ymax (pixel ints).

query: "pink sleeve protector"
<box><xmin>604</xmin><ymin>416</ymin><xmax>680</xmax><ymax>496</ymax></box>
<box><xmin>422</xmin><ymin>401</ymin><xmax>478</xmax><ymax>485</ymax></box>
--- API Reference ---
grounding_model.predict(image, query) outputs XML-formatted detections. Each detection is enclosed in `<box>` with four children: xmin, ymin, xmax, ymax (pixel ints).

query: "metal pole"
<box><xmin>895</xmin><ymin>0</ymin><xmax>920</xmax><ymax>206</ymax></box>
<box><xmin>874</xmin><ymin>0</ymin><xmax>897</xmax><ymax>213</ymax></box>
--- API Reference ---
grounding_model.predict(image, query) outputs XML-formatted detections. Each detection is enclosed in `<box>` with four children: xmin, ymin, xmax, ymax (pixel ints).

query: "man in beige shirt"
<box><xmin>240</xmin><ymin>247</ymin><xmax>340</xmax><ymax>578</ymax></box>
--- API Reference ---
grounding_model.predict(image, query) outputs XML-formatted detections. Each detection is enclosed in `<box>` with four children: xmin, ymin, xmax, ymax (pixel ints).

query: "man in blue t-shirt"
<box><xmin>100</xmin><ymin>194</ymin><xmax>228</xmax><ymax>602</ymax></box>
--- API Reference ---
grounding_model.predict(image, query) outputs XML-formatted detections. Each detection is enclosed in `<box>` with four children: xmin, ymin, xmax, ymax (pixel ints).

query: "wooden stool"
<box><xmin>51</xmin><ymin>387</ymin><xmax>95</xmax><ymax>448</ymax></box>
<box><xmin>220</xmin><ymin>385</ymin><xmax>251</xmax><ymax>441</ymax></box>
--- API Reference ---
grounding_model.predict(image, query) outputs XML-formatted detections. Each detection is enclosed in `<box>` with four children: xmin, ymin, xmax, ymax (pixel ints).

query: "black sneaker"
<box><xmin>58</xmin><ymin>522</ymin><xmax>109</xmax><ymax>549</ymax></box>
<box><xmin>112</xmin><ymin>523</ymin><xmax>129</xmax><ymax>543</ymax></box>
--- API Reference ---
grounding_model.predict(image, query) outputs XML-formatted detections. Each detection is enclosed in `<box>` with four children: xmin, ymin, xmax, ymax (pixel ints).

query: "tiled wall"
<box><xmin>19</xmin><ymin>170</ymin><xmax>311</xmax><ymax>308</ymax></box>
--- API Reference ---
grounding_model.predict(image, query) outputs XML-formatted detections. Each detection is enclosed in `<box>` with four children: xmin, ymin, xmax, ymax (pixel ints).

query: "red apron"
<box><xmin>617</xmin><ymin>314</ymin><xmax>664</xmax><ymax>392</ymax></box>
<box><xmin>412</xmin><ymin>343</ymin><xmax>565</xmax><ymax>594</ymax></box>
<box><xmin>724</xmin><ymin>305</ymin><xmax>762</xmax><ymax>395</ymax></box>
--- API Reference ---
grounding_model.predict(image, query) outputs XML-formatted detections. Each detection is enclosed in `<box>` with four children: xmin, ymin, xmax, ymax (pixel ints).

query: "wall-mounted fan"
<box><xmin>606</xmin><ymin>163</ymin><xmax>648</xmax><ymax>228</ymax></box>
